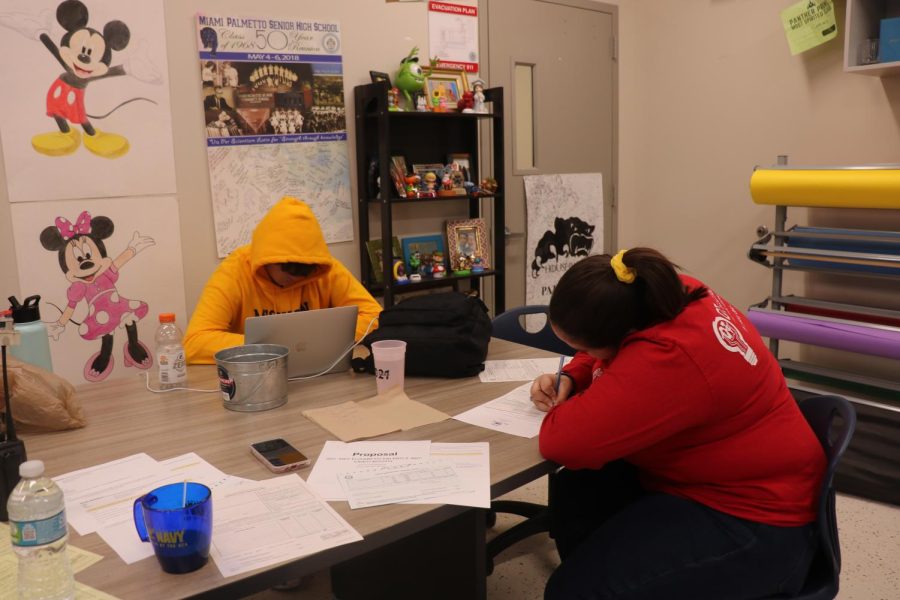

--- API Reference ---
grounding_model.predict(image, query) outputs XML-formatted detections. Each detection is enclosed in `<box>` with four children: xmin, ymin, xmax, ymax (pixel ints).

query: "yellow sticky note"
<box><xmin>781</xmin><ymin>0</ymin><xmax>837</xmax><ymax>55</ymax></box>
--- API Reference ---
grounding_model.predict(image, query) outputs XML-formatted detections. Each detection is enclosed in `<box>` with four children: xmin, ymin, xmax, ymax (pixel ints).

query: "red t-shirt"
<box><xmin>539</xmin><ymin>275</ymin><xmax>825</xmax><ymax>526</ymax></box>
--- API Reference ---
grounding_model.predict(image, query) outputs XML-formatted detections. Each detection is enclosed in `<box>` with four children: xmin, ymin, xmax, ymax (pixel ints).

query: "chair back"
<box><xmin>794</xmin><ymin>394</ymin><xmax>857</xmax><ymax>599</ymax></box>
<box><xmin>491</xmin><ymin>306</ymin><xmax>575</xmax><ymax>355</ymax></box>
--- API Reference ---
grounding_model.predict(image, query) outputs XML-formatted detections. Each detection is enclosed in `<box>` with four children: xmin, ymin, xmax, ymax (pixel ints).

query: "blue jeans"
<box><xmin>545</xmin><ymin>462</ymin><xmax>817</xmax><ymax>600</ymax></box>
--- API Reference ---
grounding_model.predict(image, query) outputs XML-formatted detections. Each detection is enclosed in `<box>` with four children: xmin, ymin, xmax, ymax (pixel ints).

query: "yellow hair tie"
<box><xmin>610</xmin><ymin>250</ymin><xmax>636</xmax><ymax>283</ymax></box>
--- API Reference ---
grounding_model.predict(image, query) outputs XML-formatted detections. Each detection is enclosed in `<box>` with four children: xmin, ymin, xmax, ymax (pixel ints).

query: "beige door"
<box><xmin>483</xmin><ymin>0</ymin><xmax>617</xmax><ymax>310</ymax></box>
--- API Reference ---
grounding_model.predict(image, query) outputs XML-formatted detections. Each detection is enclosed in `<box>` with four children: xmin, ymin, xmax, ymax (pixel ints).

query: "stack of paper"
<box><xmin>54</xmin><ymin>452</ymin><xmax>363</xmax><ymax>578</ymax></box>
<box><xmin>306</xmin><ymin>441</ymin><xmax>490</xmax><ymax>510</ymax></box>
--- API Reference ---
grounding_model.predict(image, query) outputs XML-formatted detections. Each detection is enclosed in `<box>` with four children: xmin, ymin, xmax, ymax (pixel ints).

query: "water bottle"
<box><xmin>7</xmin><ymin>460</ymin><xmax>75</xmax><ymax>600</ymax></box>
<box><xmin>7</xmin><ymin>296</ymin><xmax>53</xmax><ymax>373</ymax></box>
<box><xmin>155</xmin><ymin>313</ymin><xmax>186</xmax><ymax>390</ymax></box>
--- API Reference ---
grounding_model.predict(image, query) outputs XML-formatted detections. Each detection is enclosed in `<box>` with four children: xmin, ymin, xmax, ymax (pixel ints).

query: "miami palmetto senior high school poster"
<box><xmin>0</xmin><ymin>0</ymin><xmax>176</xmax><ymax>202</ymax></box>
<box><xmin>195</xmin><ymin>13</ymin><xmax>353</xmax><ymax>257</ymax></box>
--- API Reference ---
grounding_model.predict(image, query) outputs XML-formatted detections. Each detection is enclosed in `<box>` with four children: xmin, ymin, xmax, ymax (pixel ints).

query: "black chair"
<box><xmin>487</xmin><ymin>306</ymin><xmax>573</xmax><ymax>574</ymax></box>
<box><xmin>766</xmin><ymin>394</ymin><xmax>856</xmax><ymax>600</ymax></box>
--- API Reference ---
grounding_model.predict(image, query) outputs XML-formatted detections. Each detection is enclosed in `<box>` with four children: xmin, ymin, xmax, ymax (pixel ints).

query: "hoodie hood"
<box><xmin>249</xmin><ymin>197</ymin><xmax>333</xmax><ymax>283</ymax></box>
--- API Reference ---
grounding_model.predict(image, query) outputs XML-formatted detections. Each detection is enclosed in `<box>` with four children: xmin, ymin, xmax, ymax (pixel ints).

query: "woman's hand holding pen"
<box><xmin>530</xmin><ymin>372</ymin><xmax>572</xmax><ymax>412</ymax></box>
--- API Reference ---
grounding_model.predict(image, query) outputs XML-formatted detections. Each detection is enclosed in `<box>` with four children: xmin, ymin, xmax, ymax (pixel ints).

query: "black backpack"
<box><xmin>354</xmin><ymin>292</ymin><xmax>492</xmax><ymax>378</ymax></box>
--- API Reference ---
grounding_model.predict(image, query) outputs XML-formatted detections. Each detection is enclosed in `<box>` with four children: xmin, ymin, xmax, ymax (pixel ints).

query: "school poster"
<box><xmin>11</xmin><ymin>196</ymin><xmax>187</xmax><ymax>385</ymax></box>
<box><xmin>0</xmin><ymin>0</ymin><xmax>176</xmax><ymax>202</ymax></box>
<box><xmin>525</xmin><ymin>173</ymin><xmax>603</xmax><ymax>328</ymax></box>
<box><xmin>195</xmin><ymin>13</ymin><xmax>353</xmax><ymax>257</ymax></box>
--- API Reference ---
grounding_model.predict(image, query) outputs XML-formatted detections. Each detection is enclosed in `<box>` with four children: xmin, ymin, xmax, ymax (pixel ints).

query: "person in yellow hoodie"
<box><xmin>184</xmin><ymin>197</ymin><xmax>381</xmax><ymax>364</ymax></box>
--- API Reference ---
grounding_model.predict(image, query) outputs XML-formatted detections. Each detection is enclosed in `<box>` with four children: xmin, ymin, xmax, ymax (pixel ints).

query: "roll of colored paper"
<box><xmin>748</xmin><ymin>308</ymin><xmax>900</xmax><ymax>360</ymax></box>
<box><xmin>750</xmin><ymin>168</ymin><xmax>900</xmax><ymax>209</ymax></box>
<box><xmin>785</xmin><ymin>226</ymin><xmax>900</xmax><ymax>276</ymax></box>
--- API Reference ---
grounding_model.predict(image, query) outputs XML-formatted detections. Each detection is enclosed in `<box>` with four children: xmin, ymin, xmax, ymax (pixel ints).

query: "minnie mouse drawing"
<box><xmin>40</xmin><ymin>211</ymin><xmax>155</xmax><ymax>382</ymax></box>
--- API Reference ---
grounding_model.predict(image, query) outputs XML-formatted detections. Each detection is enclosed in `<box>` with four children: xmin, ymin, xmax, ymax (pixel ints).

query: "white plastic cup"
<box><xmin>371</xmin><ymin>340</ymin><xmax>407</xmax><ymax>394</ymax></box>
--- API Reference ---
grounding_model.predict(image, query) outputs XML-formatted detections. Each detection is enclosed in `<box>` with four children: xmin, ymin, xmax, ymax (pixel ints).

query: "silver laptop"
<box><xmin>244</xmin><ymin>305</ymin><xmax>358</xmax><ymax>378</ymax></box>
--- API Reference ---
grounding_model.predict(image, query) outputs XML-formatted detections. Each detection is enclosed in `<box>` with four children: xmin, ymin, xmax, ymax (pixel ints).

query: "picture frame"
<box><xmin>446</xmin><ymin>218</ymin><xmax>491</xmax><ymax>272</ymax></box>
<box><xmin>365</xmin><ymin>237</ymin><xmax>402</xmax><ymax>283</ymax></box>
<box><xmin>369</xmin><ymin>71</ymin><xmax>391</xmax><ymax>86</ymax></box>
<box><xmin>401</xmin><ymin>234</ymin><xmax>446</xmax><ymax>275</ymax></box>
<box><xmin>389</xmin><ymin>155</ymin><xmax>409</xmax><ymax>198</ymax></box>
<box><xmin>447</xmin><ymin>152</ymin><xmax>472</xmax><ymax>193</ymax></box>
<box><xmin>425</xmin><ymin>68</ymin><xmax>469</xmax><ymax>106</ymax></box>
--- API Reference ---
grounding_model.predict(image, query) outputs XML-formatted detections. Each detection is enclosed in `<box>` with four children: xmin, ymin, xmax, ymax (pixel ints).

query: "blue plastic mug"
<box><xmin>133</xmin><ymin>482</ymin><xmax>212</xmax><ymax>574</ymax></box>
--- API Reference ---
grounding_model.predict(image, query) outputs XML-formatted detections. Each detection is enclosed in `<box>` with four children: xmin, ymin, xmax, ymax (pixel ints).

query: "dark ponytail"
<box><xmin>548</xmin><ymin>248</ymin><xmax>708</xmax><ymax>348</ymax></box>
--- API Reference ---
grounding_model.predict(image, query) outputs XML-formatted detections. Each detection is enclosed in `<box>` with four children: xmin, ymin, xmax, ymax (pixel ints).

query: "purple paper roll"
<box><xmin>748</xmin><ymin>309</ymin><xmax>900</xmax><ymax>360</ymax></box>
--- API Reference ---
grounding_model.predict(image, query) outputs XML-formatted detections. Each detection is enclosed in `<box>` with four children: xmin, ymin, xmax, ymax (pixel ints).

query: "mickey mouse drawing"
<box><xmin>33</xmin><ymin>0</ymin><xmax>131</xmax><ymax>158</ymax></box>
<box><xmin>41</xmin><ymin>211</ymin><xmax>155</xmax><ymax>382</ymax></box>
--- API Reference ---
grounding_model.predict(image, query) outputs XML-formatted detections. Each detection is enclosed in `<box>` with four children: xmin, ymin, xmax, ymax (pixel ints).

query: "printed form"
<box><xmin>479</xmin><ymin>357</ymin><xmax>571</xmax><ymax>383</ymax></box>
<box><xmin>210</xmin><ymin>474</ymin><xmax>362</xmax><ymax>577</ymax></box>
<box><xmin>307</xmin><ymin>441</ymin><xmax>490</xmax><ymax>509</ymax></box>
<box><xmin>55</xmin><ymin>453</ymin><xmax>249</xmax><ymax>564</ymax></box>
<box><xmin>454</xmin><ymin>383</ymin><xmax>545</xmax><ymax>438</ymax></box>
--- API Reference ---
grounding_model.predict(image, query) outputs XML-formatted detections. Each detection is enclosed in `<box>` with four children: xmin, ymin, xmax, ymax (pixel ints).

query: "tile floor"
<box><xmin>247</xmin><ymin>478</ymin><xmax>900</xmax><ymax>599</ymax></box>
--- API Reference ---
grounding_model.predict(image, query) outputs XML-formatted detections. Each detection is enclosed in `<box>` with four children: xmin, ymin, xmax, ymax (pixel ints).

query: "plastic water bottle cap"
<box><xmin>19</xmin><ymin>460</ymin><xmax>45</xmax><ymax>478</ymax></box>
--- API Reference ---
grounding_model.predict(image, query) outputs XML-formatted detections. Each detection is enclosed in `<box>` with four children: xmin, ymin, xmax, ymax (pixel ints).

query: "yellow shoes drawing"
<box><xmin>31</xmin><ymin>129</ymin><xmax>81</xmax><ymax>156</ymax></box>
<box><xmin>83</xmin><ymin>130</ymin><xmax>129</xmax><ymax>158</ymax></box>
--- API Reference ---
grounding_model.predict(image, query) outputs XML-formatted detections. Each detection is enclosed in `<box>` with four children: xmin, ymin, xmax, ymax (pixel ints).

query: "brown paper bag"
<box><xmin>0</xmin><ymin>358</ymin><xmax>86</xmax><ymax>432</ymax></box>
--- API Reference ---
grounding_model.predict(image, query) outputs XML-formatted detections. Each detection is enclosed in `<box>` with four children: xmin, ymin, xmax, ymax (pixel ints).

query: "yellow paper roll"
<box><xmin>749</xmin><ymin>168</ymin><xmax>900</xmax><ymax>209</ymax></box>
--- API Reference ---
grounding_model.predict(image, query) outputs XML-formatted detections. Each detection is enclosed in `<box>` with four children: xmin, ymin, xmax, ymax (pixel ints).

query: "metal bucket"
<box><xmin>214</xmin><ymin>344</ymin><xmax>288</xmax><ymax>412</ymax></box>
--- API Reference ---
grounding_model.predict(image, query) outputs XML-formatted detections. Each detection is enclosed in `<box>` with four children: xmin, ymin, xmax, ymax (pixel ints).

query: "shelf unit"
<box><xmin>354</xmin><ymin>81</ymin><xmax>505</xmax><ymax>311</ymax></box>
<box><xmin>845</xmin><ymin>0</ymin><xmax>900</xmax><ymax>76</ymax></box>
<box><xmin>747</xmin><ymin>168</ymin><xmax>900</xmax><ymax>397</ymax></box>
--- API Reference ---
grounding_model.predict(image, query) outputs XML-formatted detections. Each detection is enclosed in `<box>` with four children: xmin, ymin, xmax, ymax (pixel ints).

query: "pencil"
<box><xmin>554</xmin><ymin>355</ymin><xmax>565</xmax><ymax>395</ymax></box>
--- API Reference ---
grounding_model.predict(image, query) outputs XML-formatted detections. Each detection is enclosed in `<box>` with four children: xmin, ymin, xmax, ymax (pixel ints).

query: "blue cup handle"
<box><xmin>133</xmin><ymin>495</ymin><xmax>149</xmax><ymax>542</ymax></box>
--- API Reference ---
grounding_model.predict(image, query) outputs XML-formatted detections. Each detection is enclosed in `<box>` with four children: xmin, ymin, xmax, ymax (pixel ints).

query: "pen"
<box><xmin>554</xmin><ymin>355</ymin><xmax>566</xmax><ymax>396</ymax></box>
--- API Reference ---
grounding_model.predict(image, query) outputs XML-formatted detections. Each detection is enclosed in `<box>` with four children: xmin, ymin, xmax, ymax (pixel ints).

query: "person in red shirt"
<box><xmin>530</xmin><ymin>248</ymin><xmax>826</xmax><ymax>600</ymax></box>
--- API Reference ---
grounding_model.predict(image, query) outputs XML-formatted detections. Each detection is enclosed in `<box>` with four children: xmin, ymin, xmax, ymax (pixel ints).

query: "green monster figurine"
<box><xmin>395</xmin><ymin>47</ymin><xmax>432</xmax><ymax>111</ymax></box>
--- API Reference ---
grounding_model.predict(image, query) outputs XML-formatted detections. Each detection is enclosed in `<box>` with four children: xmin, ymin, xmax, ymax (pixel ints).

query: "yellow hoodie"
<box><xmin>184</xmin><ymin>197</ymin><xmax>381</xmax><ymax>364</ymax></box>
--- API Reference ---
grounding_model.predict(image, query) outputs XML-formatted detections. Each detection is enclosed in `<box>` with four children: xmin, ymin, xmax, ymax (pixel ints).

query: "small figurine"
<box><xmin>457</xmin><ymin>90</ymin><xmax>475</xmax><ymax>113</ymax></box>
<box><xmin>393</xmin><ymin>258</ymin><xmax>409</xmax><ymax>284</ymax></box>
<box><xmin>480</xmin><ymin>177</ymin><xmax>499</xmax><ymax>194</ymax></box>
<box><xmin>387</xmin><ymin>87</ymin><xmax>401</xmax><ymax>111</ymax></box>
<box><xmin>432</xmin><ymin>251</ymin><xmax>446</xmax><ymax>278</ymax></box>
<box><xmin>422</xmin><ymin>172</ymin><xmax>438</xmax><ymax>196</ymax></box>
<box><xmin>471</xmin><ymin>79</ymin><xmax>487</xmax><ymax>114</ymax></box>
<box><xmin>432</xmin><ymin>91</ymin><xmax>443</xmax><ymax>112</ymax></box>
<box><xmin>453</xmin><ymin>254</ymin><xmax>472</xmax><ymax>275</ymax></box>
<box><xmin>396</xmin><ymin>47</ymin><xmax>427</xmax><ymax>110</ymax></box>
<box><xmin>408</xmin><ymin>250</ymin><xmax>422</xmax><ymax>274</ymax></box>
<box><xmin>405</xmin><ymin>174</ymin><xmax>420</xmax><ymax>198</ymax></box>
<box><xmin>471</xmin><ymin>256</ymin><xmax>485</xmax><ymax>273</ymax></box>
<box><xmin>438</xmin><ymin>96</ymin><xmax>449</xmax><ymax>112</ymax></box>
<box><xmin>416</xmin><ymin>93</ymin><xmax>428</xmax><ymax>112</ymax></box>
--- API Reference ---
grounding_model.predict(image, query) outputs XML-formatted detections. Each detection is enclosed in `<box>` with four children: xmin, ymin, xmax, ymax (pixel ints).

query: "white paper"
<box><xmin>94</xmin><ymin>454</ymin><xmax>250</xmax><ymax>564</ymax></box>
<box><xmin>209</xmin><ymin>475</ymin><xmax>362</xmax><ymax>578</ymax></box>
<box><xmin>403</xmin><ymin>442</ymin><xmax>490</xmax><ymax>509</ymax></box>
<box><xmin>306</xmin><ymin>440</ymin><xmax>431</xmax><ymax>501</ymax></box>
<box><xmin>56</xmin><ymin>452</ymin><xmax>250</xmax><ymax>565</ymax></box>
<box><xmin>479</xmin><ymin>357</ymin><xmax>571</xmax><ymax>383</ymax></box>
<box><xmin>337</xmin><ymin>461</ymin><xmax>465</xmax><ymax>510</ymax></box>
<box><xmin>55</xmin><ymin>453</ymin><xmax>165</xmax><ymax>536</ymax></box>
<box><xmin>453</xmin><ymin>383</ymin><xmax>545</xmax><ymax>438</ymax></box>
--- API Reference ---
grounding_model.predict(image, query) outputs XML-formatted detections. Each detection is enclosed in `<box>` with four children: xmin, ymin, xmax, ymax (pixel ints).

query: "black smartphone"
<box><xmin>249</xmin><ymin>438</ymin><xmax>310</xmax><ymax>473</ymax></box>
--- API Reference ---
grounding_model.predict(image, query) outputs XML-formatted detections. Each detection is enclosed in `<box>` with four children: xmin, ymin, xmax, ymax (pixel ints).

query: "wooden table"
<box><xmin>21</xmin><ymin>339</ymin><xmax>553</xmax><ymax>599</ymax></box>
